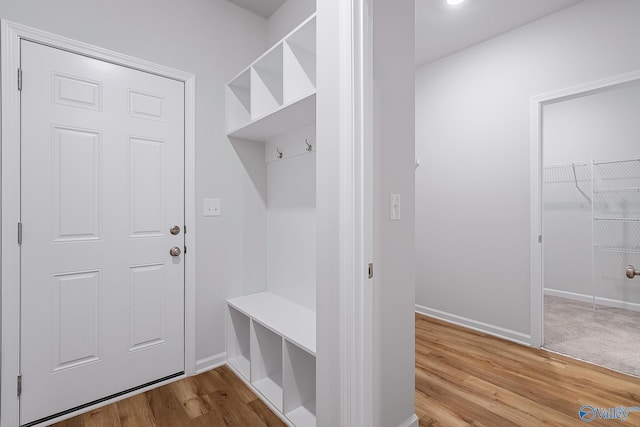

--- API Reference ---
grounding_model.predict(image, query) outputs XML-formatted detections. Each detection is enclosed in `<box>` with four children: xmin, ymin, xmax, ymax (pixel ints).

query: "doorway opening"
<box><xmin>533</xmin><ymin>72</ymin><xmax>640</xmax><ymax>376</ymax></box>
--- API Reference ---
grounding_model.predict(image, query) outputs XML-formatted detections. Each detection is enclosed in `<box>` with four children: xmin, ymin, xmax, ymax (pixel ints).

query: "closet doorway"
<box><xmin>538</xmin><ymin>75</ymin><xmax>640</xmax><ymax>376</ymax></box>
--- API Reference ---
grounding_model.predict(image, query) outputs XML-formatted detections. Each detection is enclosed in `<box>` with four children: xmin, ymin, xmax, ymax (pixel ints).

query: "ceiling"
<box><xmin>415</xmin><ymin>0</ymin><xmax>584</xmax><ymax>66</ymax></box>
<box><xmin>226</xmin><ymin>0</ymin><xmax>585</xmax><ymax>65</ymax></box>
<box><xmin>227</xmin><ymin>0</ymin><xmax>285</xmax><ymax>18</ymax></box>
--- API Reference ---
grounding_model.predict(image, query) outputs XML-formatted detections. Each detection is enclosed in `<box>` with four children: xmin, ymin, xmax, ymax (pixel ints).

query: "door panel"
<box><xmin>20</xmin><ymin>40</ymin><xmax>185</xmax><ymax>425</ymax></box>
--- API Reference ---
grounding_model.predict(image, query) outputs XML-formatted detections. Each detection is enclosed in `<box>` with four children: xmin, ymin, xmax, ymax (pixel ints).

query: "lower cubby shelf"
<box><xmin>226</xmin><ymin>292</ymin><xmax>316</xmax><ymax>426</ymax></box>
<box><xmin>251</xmin><ymin>321</ymin><xmax>284</xmax><ymax>410</ymax></box>
<box><xmin>227</xmin><ymin>305</ymin><xmax>251</xmax><ymax>379</ymax></box>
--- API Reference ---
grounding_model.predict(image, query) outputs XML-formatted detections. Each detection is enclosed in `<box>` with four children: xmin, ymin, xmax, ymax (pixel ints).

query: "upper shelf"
<box><xmin>227</xmin><ymin>92</ymin><xmax>316</xmax><ymax>141</ymax></box>
<box><xmin>227</xmin><ymin>13</ymin><xmax>316</xmax><ymax>140</ymax></box>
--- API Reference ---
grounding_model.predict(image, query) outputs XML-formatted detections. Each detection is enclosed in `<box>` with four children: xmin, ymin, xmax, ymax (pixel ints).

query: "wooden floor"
<box><xmin>53</xmin><ymin>314</ymin><xmax>640</xmax><ymax>427</ymax></box>
<box><xmin>416</xmin><ymin>313</ymin><xmax>640</xmax><ymax>427</ymax></box>
<box><xmin>50</xmin><ymin>365</ymin><xmax>285</xmax><ymax>427</ymax></box>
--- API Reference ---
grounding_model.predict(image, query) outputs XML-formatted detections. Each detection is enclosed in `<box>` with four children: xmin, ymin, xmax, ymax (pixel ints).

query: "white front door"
<box><xmin>20</xmin><ymin>40</ymin><xmax>185</xmax><ymax>425</ymax></box>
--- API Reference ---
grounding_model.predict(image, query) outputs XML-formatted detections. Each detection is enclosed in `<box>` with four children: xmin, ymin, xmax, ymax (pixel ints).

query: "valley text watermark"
<box><xmin>580</xmin><ymin>405</ymin><xmax>640</xmax><ymax>423</ymax></box>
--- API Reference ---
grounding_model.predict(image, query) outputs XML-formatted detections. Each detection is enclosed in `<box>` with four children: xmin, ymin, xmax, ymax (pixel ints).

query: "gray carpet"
<box><xmin>544</xmin><ymin>295</ymin><xmax>640</xmax><ymax>377</ymax></box>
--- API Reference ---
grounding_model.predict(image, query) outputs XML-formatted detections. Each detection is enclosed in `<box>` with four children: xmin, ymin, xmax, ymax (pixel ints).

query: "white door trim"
<box><xmin>338</xmin><ymin>0</ymin><xmax>373</xmax><ymax>424</ymax></box>
<box><xmin>529</xmin><ymin>69</ymin><xmax>640</xmax><ymax>348</ymax></box>
<box><xmin>1</xmin><ymin>20</ymin><xmax>197</xmax><ymax>426</ymax></box>
<box><xmin>344</xmin><ymin>0</ymin><xmax>373</xmax><ymax>424</ymax></box>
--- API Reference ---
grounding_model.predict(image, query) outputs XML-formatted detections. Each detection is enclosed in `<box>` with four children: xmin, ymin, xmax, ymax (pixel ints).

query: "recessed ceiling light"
<box><xmin>447</xmin><ymin>0</ymin><xmax>465</xmax><ymax>5</ymax></box>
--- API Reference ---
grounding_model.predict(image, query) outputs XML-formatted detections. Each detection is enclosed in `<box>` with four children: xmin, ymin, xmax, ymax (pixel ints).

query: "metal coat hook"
<box><xmin>305</xmin><ymin>138</ymin><xmax>312</xmax><ymax>152</ymax></box>
<box><xmin>276</xmin><ymin>147</ymin><xmax>283</xmax><ymax>159</ymax></box>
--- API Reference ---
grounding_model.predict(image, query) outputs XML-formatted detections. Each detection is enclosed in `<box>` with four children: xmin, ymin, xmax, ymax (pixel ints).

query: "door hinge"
<box><xmin>368</xmin><ymin>263</ymin><xmax>374</xmax><ymax>279</ymax></box>
<box><xmin>538</xmin><ymin>234</ymin><xmax>542</xmax><ymax>243</ymax></box>
<box><xmin>17</xmin><ymin>68</ymin><xmax>22</xmax><ymax>91</ymax></box>
<box><xmin>184</xmin><ymin>246</ymin><xmax>187</xmax><ymax>254</ymax></box>
<box><xmin>17</xmin><ymin>375</ymin><xmax>22</xmax><ymax>397</ymax></box>
<box><xmin>18</xmin><ymin>222</ymin><xmax>23</xmax><ymax>245</ymax></box>
<box><xmin>184</xmin><ymin>225</ymin><xmax>187</xmax><ymax>234</ymax></box>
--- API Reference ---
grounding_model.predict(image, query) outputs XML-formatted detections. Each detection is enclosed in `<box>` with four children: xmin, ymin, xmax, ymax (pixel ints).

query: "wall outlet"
<box><xmin>204</xmin><ymin>198</ymin><xmax>221</xmax><ymax>217</ymax></box>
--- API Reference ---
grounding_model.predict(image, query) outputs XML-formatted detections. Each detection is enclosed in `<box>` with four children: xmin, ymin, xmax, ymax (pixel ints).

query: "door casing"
<box><xmin>1</xmin><ymin>20</ymin><xmax>197</xmax><ymax>427</ymax></box>
<box><xmin>529</xmin><ymin>68</ymin><xmax>640</xmax><ymax>349</ymax></box>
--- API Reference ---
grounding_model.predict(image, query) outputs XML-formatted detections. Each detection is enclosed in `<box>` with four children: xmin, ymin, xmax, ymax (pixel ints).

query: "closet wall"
<box><xmin>415</xmin><ymin>0</ymin><xmax>640</xmax><ymax>341</ymax></box>
<box><xmin>543</xmin><ymin>83</ymin><xmax>640</xmax><ymax>304</ymax></box>
<box><xmin>225</xmin><ymin>1</ymin><xmax>318</xmax><ymax>423</ymax></box>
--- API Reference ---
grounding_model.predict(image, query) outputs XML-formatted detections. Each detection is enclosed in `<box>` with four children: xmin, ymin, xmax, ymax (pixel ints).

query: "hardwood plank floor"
<box><xmin>53</xmin><ymin>315</ymin><xmax>640</xmax><ymax>426</ymax></box>
<box><xmin>50</xmin><ymin>365</ymin><xmax>286</xmax><ymax>427</ymax></box>
<box><xmin>416</xmin><ymin>313</ymin><xmax>640</xmax><ymax>427</ymax></box>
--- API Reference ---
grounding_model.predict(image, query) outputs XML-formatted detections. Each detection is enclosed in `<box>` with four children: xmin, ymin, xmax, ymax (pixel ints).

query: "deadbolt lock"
<box><xmin>170</xmin><ymin>225</ymin><xmax>181</xmax><ymax>235</ymax></box>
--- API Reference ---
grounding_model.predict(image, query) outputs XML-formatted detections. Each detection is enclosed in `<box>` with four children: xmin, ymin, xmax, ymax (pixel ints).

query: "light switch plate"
<box><xmin>390</xmin><ymin>194</ymin><xmax>401</xmax><ymax>221</ymax></box>
<box><xmin>204</xmin><ymin>198</ymin><xmax>221</xmax><ymax>217</ymax></box>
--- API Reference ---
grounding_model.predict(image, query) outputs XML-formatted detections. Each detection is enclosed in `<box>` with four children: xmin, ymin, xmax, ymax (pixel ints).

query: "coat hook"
<box><xmin>305</xmin><ymin>138</ymin><xmax>312</xmax><ymax>152</ymax></box>
<box><xmin>276</xmin><ymin>147</ymin><xmax>283</xmax><ymax>159</ymax></box>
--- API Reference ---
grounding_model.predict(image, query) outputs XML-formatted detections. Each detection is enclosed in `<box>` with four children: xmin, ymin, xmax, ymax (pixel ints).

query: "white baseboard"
<box><xmin>544</xmin><ymin>288</ymin><xmax>640</xmax><ymax>312</ymax></box>
<box><xmin>195</xmin><ymin>352</ymin><xmax>227</xmax><ymax>374</ymax></box>
<box><xmin>398</xmin><ymin>414</ymin><xmax>420</xmax><ymax>427</ymax></box>
<box><xmin>415</xmin><ymin>304</ymin><xmax>531</xmax><ymax>346</ymax></box>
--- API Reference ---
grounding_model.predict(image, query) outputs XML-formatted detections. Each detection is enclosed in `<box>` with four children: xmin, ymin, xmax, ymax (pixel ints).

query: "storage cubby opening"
<box><xmin>287</xmin><ymin>16</ymin><xmax>316</xmax><ymax>55</ymax></box>
<box><xmin>251</xmin><ymin>321</ymin><xmax>284</xmax><ymax>410</ymax></box>
<box><xmin>229</xmin><ymin>70</ymin><xmax>251</xmax><ymax>112</ymax></box>
<box><xmin>251</xmin><ymin>45</ymin><xmax>284</xmax><ymax>119</ymax></box>
<box><xmin>283</xmin><ymin>17</ymin><xmax>316</xmax><ymax>104</ymax></box>
<box><xmin>284</xmin><ymin>341</ymin><xmax>316</xmax><ymax>426</ymax></box>
<box><xmin>227</xmin><ymin>70</ymin><xmax>252</xmax><ymax>132</ymax></box>
<box><xmin>227</xmin><ymin>306</ymin><xmax>251</xmax><ymax>380</ymax></box>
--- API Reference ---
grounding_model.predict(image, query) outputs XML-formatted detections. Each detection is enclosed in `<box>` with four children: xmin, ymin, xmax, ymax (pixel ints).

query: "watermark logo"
<box><xmin>579</xmin><ymin>405</ymin><xmax>640</xmax><ymax>423</ymax></box>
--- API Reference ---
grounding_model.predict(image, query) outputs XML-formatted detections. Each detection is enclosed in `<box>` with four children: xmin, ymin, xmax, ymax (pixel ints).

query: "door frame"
<box><xmin>1</xmin><ymin>20</ymin><xmax>197</xmax><ymax>426</ymax></box>
<box><xmin>529</xmin><ymin>69</ymin><xmax>640</xmax><ymax>348</ymax></box>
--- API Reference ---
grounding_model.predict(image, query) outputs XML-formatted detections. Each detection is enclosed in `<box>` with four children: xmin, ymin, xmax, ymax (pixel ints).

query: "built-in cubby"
<box><xmin>252</xmin><ymin>44</ymin><xmax>284</xmax><ymax>120</ymax></box>
<box><xmin>226</xmin><ymin>305</ymin><xmax>251</xmax><ymax>380</ymax></box>
<box><xmin>227</xmin><ymin>293</ymin><xmax>316</xmax><ymax>426</ymax></box>
<box><xmin>225</xmin><ymin>11</ymin><xmax>317</xmax><ymax>425</ymax></box>
<box><xmin>226</xmin><ymin>69</ymin><xmax>251</xmax><ymax>133</ymax></box>
<box><xmin>284</xmin><ymin>341</ymin><xmax>316</xmax><ymax>425</ymax></box>
<box><xmin>226</xmin><ymin>13</ymin><xmax>317</xmax><ymax>140</ymax></box>
<box><xmin>251</xmin><ymin>321</ymin><xmax>284</xmax><ymax>410</ymax></box>
<box><xmin>283</xmin><ymin>16</ymin><xmax>316</xmax><ymax>104</ymax></box>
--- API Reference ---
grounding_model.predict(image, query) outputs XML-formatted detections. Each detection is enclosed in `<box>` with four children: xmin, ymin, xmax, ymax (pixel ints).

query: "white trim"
<box><xmin>335</xmin><ymin>0</ymin><xmax>374</xmax><ymax>425</ymax></box>
<box><xmin>398</xmin><ymin>414</ymin><xmax>420</xmax><ymax>427</ymax></box>
<box><xmin>340</xmin><ymin>0</ymin><xmax>374</xmax><ymax>426</ymax></box>
<box><xmin>196</xmin><ymin>352</ymin><xmax>228</xmax><ymax>374</ymax></box>
<box><xmin>1</xmin><ymin>19</ymin><xmax>22</xmax><ymax>427</ymax></box>
<box><xmin>0</xmin><ymin>20</ymin><xmax>197</xmax><ymax>426</ymax></box>
<box><xmin>544</xmin><ymin>288</ymin><xmax>640</xmax><ymax>312</ymax></box>
<box><xmin>529</xmin><ymin>69</ymin><xmax>640</xmax><ymax>350</ymax></box>
<box><xmin>415</xmin><ymin>305</ymin><xmax>532</xmax><ymax>346</ymax></box>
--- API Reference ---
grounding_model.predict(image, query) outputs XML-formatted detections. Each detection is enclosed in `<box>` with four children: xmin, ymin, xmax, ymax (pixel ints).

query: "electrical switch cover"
<box><xmin>390</xmin><ymin>194</ymin><xmax>401</xmax><ymax>221</ymax></box>
<box><xmin>204</xmin><ymin>198</ymin><xmax>221</xmax><ymax>217</ymax></box>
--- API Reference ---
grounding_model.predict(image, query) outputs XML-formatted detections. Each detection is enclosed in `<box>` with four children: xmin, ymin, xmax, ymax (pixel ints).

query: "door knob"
<box><xmin>170</xmin><ymin>246</ymin><xmax>182</xmax><ymax>257</ymax></box>
<box><xmin>170</xmin><ymin>225</ymin><xmax>181</xmax><ymax>235</ymax></box>
<box><xmin>626</xmin><ymin>265</ymin><xmax>640</xmax><ymax>279</ymax></box>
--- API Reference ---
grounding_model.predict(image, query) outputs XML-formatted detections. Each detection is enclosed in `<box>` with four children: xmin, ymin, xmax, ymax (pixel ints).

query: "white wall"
<box><xmin>415</xmin><ymin>0</ymin><xmax>640</xmax><ymax>340</ymax></box>
<box><xmin>267</xmin><ymin>0</ymin><xmax>316</xmax><ymax>45</ymax></box>
<box><xmin>265</xmin><ymin>125</ymin><xmax>316</xmax><ymax>311</ymax></box>
<box><xmin>543</xmin><ymin>83</ymin><xmax>640</xmax><ymax>305</ymax></box>
<box><xmin>372</xmin><ymin>0</ymin><xmax>416</xmax><ymax>426</ymax></box>
<box><xmin>0</xmin><ymin>0</ymin><xmax>269</xmax><ymax>364</ymax></box>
